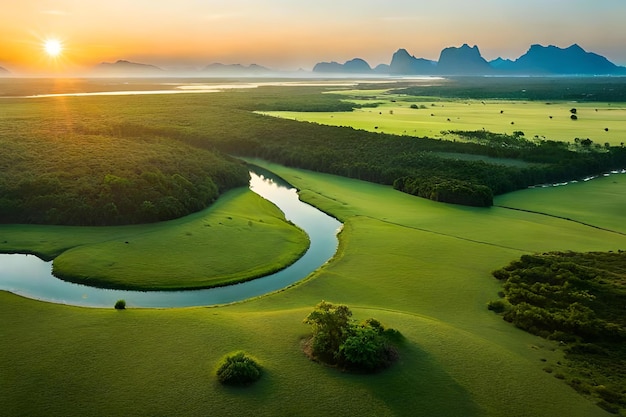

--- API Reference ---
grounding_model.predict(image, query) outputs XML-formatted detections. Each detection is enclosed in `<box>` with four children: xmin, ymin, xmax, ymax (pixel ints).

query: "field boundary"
<box><xmin>495</xmin><ymin>205</ymin><xmax>626</xmax><ymax>236</ymax></box>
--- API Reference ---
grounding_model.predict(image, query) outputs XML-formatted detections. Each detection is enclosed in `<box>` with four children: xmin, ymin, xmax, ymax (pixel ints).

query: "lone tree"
<box><xmin>303</xmin><ymin>301</ymin><xmax>352</xmax><ymax>363</ymax></box>
<box><xmin>303</xmin><ymin>301</ymin><xmax>401</xmax><ymax>372</ymax></box>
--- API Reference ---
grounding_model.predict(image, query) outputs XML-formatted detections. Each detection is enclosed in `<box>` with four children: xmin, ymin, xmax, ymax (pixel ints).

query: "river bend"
<box><xmin>0</xmin><ymin>170</ymin><xmax>341</xmax><ymax>308</ymax></box>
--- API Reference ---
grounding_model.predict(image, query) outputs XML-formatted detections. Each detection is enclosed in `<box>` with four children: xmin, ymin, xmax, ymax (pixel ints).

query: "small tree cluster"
<box><xmin>216</xmin><ymin>351</ymin><xmax>262</xmax><ymax>386</ymax></box>
<box><xmin>303</xmin><ymin>301</ymin><xmax>401</xmax><ymax>372</ymax></box>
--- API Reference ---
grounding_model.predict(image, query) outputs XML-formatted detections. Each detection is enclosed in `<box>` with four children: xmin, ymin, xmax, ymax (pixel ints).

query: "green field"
<box><xmin>495</xmin><ymin>173</ymin><xmax>626</xmax><ymax>234</ymax></box>
<box><xmin>260</xmin><ymin>90</ymin><xmax>626</xmax><ymax>145</ymax></box>
<box><xmin>2</xmin><ymin>79</ymin><xmax>626</xmax><ymax>416</ymax></box>
<box><xmin>0</xmin><ymin>188</ymin><xmax>309</xmax><ymax>290</ymax></box>
<box><xmin>3</xmin><ymin>161</ymin><xmax>626</xmax><ymax>416</ymax></box>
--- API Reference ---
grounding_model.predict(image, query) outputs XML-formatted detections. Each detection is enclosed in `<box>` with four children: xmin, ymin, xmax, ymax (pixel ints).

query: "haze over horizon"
<box><xmin>2</xmin><ymin>0</ymin><xmax>626</xmax><ymax>75</ymax></box>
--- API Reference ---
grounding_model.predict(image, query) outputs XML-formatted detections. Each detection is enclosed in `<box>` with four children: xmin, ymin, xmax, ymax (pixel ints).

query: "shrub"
<box><xmin>216</xmin><ymin>351</ymin><xmax>262</xmax><ymax>386</ymax></box>
<box><xmin>303</xmin><ymin>301</ymin><xmax>401</xmax><ymax>372</ymax></box>
<box><xmin>303</xmin><ymin>301</ymin><xmax>352</xmax><ymax>363</ymax></box>
<box><xmin>487</xmin><ymin>299</ymin><xmax>508</xmax><ymax>313</ymax></box>
<box><xmin>114</xmin><ymin>299</ymin><xmax>126</xmax><ymax>310</ymax></box>
<box><xmin>340</xmin><ymin>325</ymin><xmax>392</xmax><ymax>371</ymax></box>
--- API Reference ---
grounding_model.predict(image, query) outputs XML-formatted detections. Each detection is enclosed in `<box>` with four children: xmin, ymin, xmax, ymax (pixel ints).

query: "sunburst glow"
<box><xmin>44</xmin><ymin>39</ymin><xmax>63</xmax><ymax>57</ymax></box>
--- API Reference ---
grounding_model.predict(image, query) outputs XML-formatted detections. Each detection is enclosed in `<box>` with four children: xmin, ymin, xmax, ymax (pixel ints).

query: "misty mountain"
<box><xmin>437</xmin><ymin>44</ymin><xmax>493</xmax><ymax>75</ymax></box>
<box><xmin>203</xmin><ymin>63</ymin><xmax>272</xmax><ymax>76</ymax></box>
<box><xmin>373</xmin><ymin>63</ymin><xmax>391</xmax><ymax>74</ymax></box>
<box><xmin>488</xmin><ymin>57</ymin><xmax>516</xmax><ymax>71</ymax></box>
<box><xmin>0</xmin><ymin>66</ymin><xmax>9</xmax><ymax>75</ymax></box>
<box><xmin>93</xmin><ymin>60</ymin><xmax>164</xmax><ymax>75</ymax></box>
<box><xmin>313</xmin><ymin>43</ymin><xmax>625</xmax><ymax>76</ymax></box>
<box><xmin>313</xmin><ymin>58</ymin><xmax>372</xmax><ymax>74</ymax></box>
<box><xmin>389</xmin><ymin>49</ymin><xmax>436</xmax><ymax>75</ymax></box>
<box><xmin>503</xmin><ymin>44</ymin><xmax>626</xmax><ymax>75</ymax></box>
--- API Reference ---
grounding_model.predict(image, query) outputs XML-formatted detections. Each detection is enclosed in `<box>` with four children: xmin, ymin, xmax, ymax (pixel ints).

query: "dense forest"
<box><xmin>0</xmin><ymin>118</ymin><xmax>248</xmax><ymax>225</ymax></box>
<box><xmin>398</xmin><ymin>76</ymin><xmax>626</xmax><ymax>102</ymax></box>
<box><xmin>489</xmin><ymin>251</ymin><xmax>626</xmax><ymax>413</ymax></box>
<box><xmin>209</xmin><ymin>84</ymin><xmax>626</xmax><ymax>207</ymax></box>
<box><xmin>2</xmin><ymin>79</ymin><xmax>626</xmax><ymax>225</ymax></box>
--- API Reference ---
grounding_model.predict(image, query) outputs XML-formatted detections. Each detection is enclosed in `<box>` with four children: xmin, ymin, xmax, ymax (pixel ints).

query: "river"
<box><xmin>0</xmin><ymin>169</ymin><xmax>342</xmax><ymax>308</ymax></box>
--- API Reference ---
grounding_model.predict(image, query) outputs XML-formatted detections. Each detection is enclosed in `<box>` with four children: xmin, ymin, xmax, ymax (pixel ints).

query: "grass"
<box><xmin>0</xmin><ymin>188</ymin><xmax>309</xmax><ymax>290</ymax></box>
<box><xmin>260</xmin><ymin>91</ymin><xmax>626</xmax><ymax>146</ymax></box>
<box><xmin>2</xmin><ymin>80</ymin><xmax>626</xmax><ymax>416</ymax></box>
<box><xmin>3</xmin><ymin>162</ymin><xmax>622</xmax><ymax>416</ymax></box>
<box><xmin>495</xmin><ymin>173</ymin><xmax>626</xmax><ymax>235</ymax></box>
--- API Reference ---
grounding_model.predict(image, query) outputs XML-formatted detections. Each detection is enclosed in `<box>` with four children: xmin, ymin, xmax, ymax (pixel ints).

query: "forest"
<box><xmin>489</xmin><ymin>251</ymin><xmax>626</xmax><ymax>413</ymax></box>
<box><xmin>2</xmin><ymin>81</ymin><xmax>626</xmax><ymax>226</ymax></box>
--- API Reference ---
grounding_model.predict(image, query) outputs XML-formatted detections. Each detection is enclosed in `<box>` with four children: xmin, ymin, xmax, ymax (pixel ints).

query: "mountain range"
<box><xmin>94</xmin><ymin>60</ymin><xmax>163</xmax><ymax>75</ymax></box>
<box><xmin>202</xmin><ymin>63</ymin><xmax>273</xmax><ymax>76</ymax></box>
<box><xmin>2</xmin><ymin>43</ymin><xmax>622</xmax><ymax>77</ymax></box>
<box><xmin>315</xmin><ymin>44</ymin><xmax>626</xmax><ymax>76</ymax></box>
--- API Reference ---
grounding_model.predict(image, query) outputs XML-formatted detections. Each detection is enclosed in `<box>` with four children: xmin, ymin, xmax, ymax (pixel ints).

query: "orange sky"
<box><xmin>2</xmin><ymin>1</ymin><xmax>625</xmax><ymax>75</ymax></box>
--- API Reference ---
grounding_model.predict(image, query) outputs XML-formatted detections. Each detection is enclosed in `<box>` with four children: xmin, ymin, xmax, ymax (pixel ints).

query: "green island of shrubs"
<box><xmin>303</xmin><ymin>301</ymin><xmax>402</xmax><ymax>372</ymax></box>
<box><xmin>215</xmin><ymin>301</ymin><xmax>402</xmax><ymax>389</ymax></box>
<box><xmin>393</xmin><ymin>175</ymin><xmax>493</xmax><ymax>207</ymax></box>
<box><xmin>489</xmin><ymin>251</ymin><xmax>626</xmax><ymax>414</ymax></box>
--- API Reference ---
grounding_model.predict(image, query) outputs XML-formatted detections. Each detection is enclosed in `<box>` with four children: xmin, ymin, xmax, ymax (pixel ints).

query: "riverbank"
<box><xmin>0</xmin><ymin>173</ymin><xmax>310</xmax><ymax>292</ymax></box>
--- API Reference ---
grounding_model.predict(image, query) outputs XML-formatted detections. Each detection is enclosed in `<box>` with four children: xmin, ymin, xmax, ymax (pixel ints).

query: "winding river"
<box><xmin>0</xmin><ymin>169</ymin><xmax>342</xmax><ymax>308</ymax></box>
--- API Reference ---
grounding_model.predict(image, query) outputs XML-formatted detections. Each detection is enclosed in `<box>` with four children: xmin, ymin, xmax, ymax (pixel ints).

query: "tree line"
<box><xmin>3</xmin><ymin>84</ymin><xmax>626</xmax><ymax>225</ymax></box>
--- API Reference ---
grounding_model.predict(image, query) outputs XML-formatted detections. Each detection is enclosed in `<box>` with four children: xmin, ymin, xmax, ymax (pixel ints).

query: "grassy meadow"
<box><xmin>3</xmin><ymin>160</ymin><xmax>626</xmax><ymax>416</ymax></box>
<box><xmin>2</xmin><ymin>79</ymin><xmax>626</xmax><ymax>416</ymax></box>
<box><xmin>261</xmin><ymin>89</ymin><xmax>626</xmax><ymax>145</ymax></box>
<box><xmin>495</xmin><ymin>173</ymin><xmax>626</xmax><ymax>234</ymax></box>
<box><xmin>0</xmin><ymin>188</ymin><xmax>308</xmax><ymax>289</ymax></box>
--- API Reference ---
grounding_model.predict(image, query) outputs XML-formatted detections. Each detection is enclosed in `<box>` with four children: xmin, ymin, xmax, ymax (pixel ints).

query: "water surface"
<box><xmin>0</xmin><ymin>170</ymin><xmax>341</xmax><ymax>308</ymax></box>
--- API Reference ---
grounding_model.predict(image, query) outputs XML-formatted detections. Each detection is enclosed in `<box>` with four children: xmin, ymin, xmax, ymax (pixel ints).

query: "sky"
<box><xmin>2</xmin><ymin>0</ymin><xmax>626</xmax><ymax>74</ymax></box>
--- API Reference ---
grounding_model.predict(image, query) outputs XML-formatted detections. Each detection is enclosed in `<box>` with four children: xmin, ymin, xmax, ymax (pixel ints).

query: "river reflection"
<box><xmin>0</xmin><ymin>169</ymin><xmax>341</xmax><ymax>308</ymax></box>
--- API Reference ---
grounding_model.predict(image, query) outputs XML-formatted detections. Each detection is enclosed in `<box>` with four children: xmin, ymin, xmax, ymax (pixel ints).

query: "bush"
<box><xmin>303</xmin><ymin>301</ymin><xmax>401</xmax><ymax>372</ymax></box>
<box><xmin>216</xmin><ymin>351</ymin><xmax>262</xmax><ymax>386</ymax></box>
<box><xmin>487</xmin><ymin>299</ymin><xmax>508</xmax><ymax>313</ymax></box>
<box><xmin>394</xmin><ymin>176</ymin><xmax>493</xmax><ymax>207</ymax></box>
<box><xmin>114</xmin><ymin>299</ymin><xmax>126</xmax><ymax>310</ymax></box>
<box><xmin>340</xmin><ymin>325</ymin><xmax>390</xmax><ymax>371</ymax></box>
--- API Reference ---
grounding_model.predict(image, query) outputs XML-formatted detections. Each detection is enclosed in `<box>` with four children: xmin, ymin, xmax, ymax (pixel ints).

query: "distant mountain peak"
<box><xmin>438</xmin><ymin>44</ymin><xmax>492</xmax><ymax>75</ymax></box>
<box><xmin>94</xmin><ymin>60</ymin><xmax>163</xmax><ymax>75</ymax></box>
<box><xmin>202</xmin><ymin>62</ymin><xmax>272</xmax><ymax>75</ymax></box>
<box><xmin>389</xmin><ymin>48</ymin><xmax>436</xmax><ymax>75</ymax></box>
<box><xmin>313</xmin><ymin>58</ymin><xmax>372</xmax><ymax>74</ymax></box>
<box><xmin>512</xmin><ymin>43</ymin><xmax>623</xmax><ymax>75</ymax></box>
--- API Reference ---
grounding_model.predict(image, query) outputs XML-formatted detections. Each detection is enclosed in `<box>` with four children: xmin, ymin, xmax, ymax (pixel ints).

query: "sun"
<box><xmin>44</xmin><ymin>39</ymin><xmax>63</xmax><ymax>57</ymax></box>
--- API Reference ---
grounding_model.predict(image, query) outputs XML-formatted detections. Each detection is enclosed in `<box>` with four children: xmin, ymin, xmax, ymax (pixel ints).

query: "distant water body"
<box><xmin>5</xmin><ymin>78</ymin><xmax>442</xmax><ymax>99</ymax></box>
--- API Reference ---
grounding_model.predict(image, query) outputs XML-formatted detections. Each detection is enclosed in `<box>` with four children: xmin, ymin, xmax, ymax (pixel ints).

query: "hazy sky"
<box><xmin>2</xmin><ymin>0</ymin><xmax>626</xmax><ymax>74</ymax></box>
